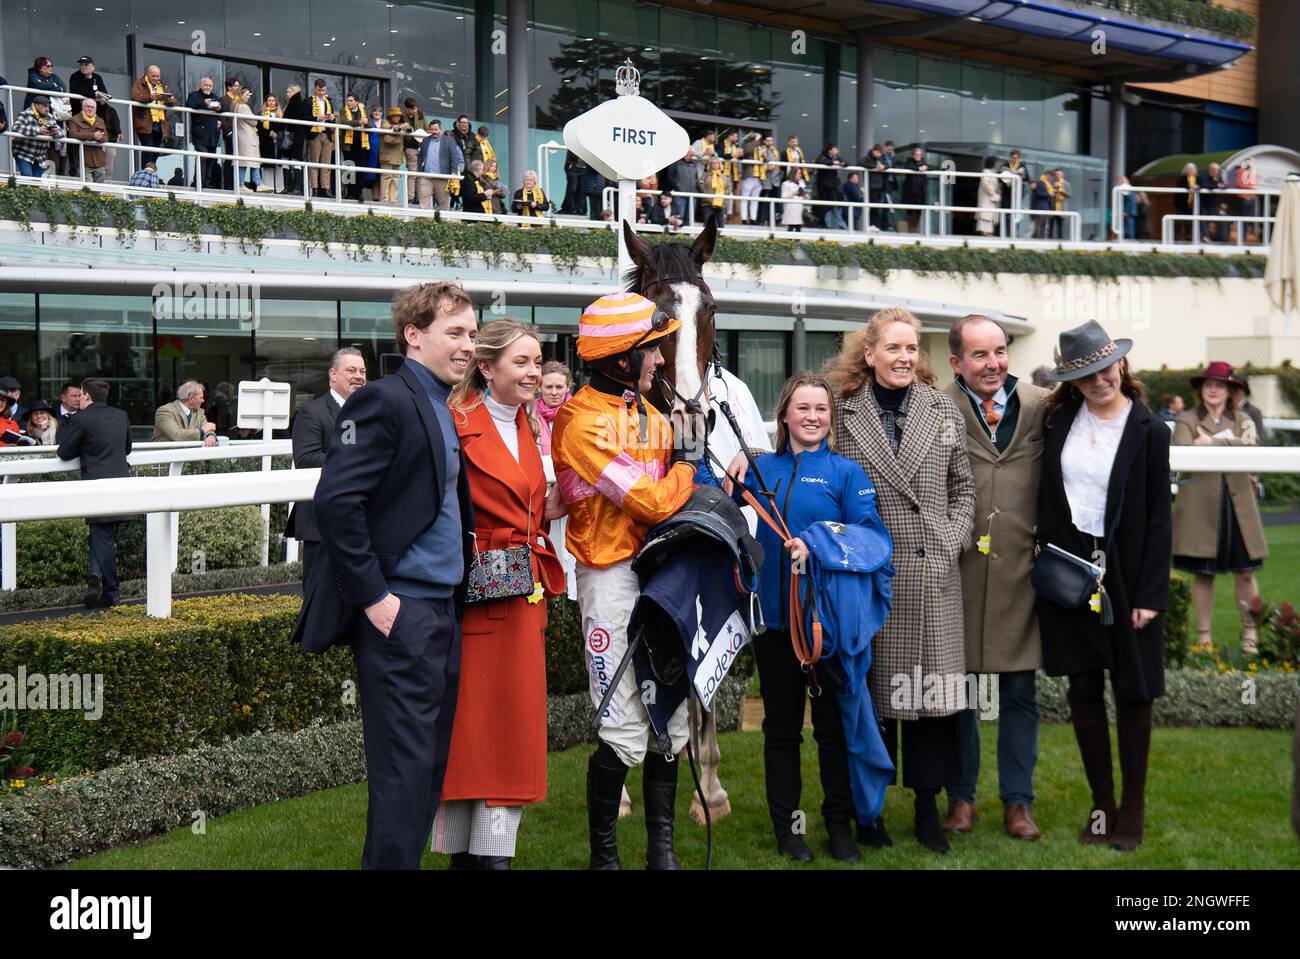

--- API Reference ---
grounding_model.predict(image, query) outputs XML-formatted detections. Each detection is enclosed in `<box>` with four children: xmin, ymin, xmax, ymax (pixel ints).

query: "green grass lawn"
<box><xmin>68</xmin><ymin>722</ymin><xmax>1299</xmax><ymax>870</ymax></box>
<box><xmin>1199</xmin><ymin>523</ymin><xmax>1300</xmax><ymax>657</ymax></box>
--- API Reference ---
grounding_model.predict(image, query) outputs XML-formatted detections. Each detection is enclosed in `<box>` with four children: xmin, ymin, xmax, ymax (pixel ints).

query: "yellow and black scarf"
<box><xmin>785</xmin><ymin>146</ymin><xmax>804</xmax><ymax>178</ymax></box>
<box><xmin>478</xmin><ymin>136</ymin><xmax>495</xmax><ymax>165</ymax></box>
<box><xmin>708</xmin><ymin>169</ymin><xmax>726</xmax><ymax>206</ymax></box>
<box><xmin>310</xmin><ymin>94</ymin><xmax>332</xmax><ymax>134</ymax></box>
<box><xmin>148</xmin><ymin>79</ymin><xmax>167</xmax><ymax>123</ymax></box>
<box><xmin>519</xmin><ymin>186</ymin><xmax>545</xmax><ymax>216</ymax></box>
<box><xmin>749</xmin><ymin>146</ymin><xmax>767</xmax><ymax>181</ymax></box>
<box><xmin>466</xmin><ymin>175</ymin><xmax>492</xmax><ymax>214</ymax></box>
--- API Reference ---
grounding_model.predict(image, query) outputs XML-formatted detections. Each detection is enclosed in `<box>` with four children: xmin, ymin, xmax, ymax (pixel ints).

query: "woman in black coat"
<box><xmin>1036</xmin><ymin>320</ymin><xmax>1171</xmax><ymax>853</ymax></box>
<box><xmin>280</xmin><ymin>86</ymin><xmax>311</xmax><ymax>195</ymax></box>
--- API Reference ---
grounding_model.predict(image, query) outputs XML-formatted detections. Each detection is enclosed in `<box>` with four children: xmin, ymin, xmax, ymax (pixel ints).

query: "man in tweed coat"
<box><xmin>830</xmin><ymin>307</ymin><xmax>976</xmax><ymax>853</ymax></box>
<box><xmin>941</xmin><ymin>315</ymin><xmax>1049</xmax><ymax>842</ymax></box>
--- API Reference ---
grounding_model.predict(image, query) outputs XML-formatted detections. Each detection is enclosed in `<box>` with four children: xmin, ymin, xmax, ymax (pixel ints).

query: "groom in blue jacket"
<box><xmin>291</xmin><ymin>281</ymin><xmax>477</xmax><ymax>869</ymax></box>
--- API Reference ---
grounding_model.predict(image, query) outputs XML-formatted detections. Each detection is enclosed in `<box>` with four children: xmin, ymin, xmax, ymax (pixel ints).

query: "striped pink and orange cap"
<box><xmin>576</xmin><ymin>291</ymin><xmax>680</xmax><ymax>361</ymax></box>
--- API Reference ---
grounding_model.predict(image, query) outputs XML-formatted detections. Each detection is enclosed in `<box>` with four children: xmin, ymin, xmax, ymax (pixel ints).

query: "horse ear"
<box><xmin>623</xmin><ymin>219</ymin><xmax>655</xmax><ymax>279</ymax></box>
<box><xmin>691</xmin><ymin>216</ymin><xmax>717</xmax><ymax>266</ymax></box>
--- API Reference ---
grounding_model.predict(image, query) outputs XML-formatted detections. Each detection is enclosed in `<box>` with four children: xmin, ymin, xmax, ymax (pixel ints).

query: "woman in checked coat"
<box><xmin>829</xmin><ymin>307</ymin><xmax>976</xmax><ymax>854</ymax></box>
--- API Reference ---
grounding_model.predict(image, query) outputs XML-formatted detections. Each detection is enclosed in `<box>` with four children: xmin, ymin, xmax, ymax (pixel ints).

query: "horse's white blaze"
<box><xmin>670</xmin><ymin>281</ymin><xmax>707</xmax><ymax>413</ymax></box>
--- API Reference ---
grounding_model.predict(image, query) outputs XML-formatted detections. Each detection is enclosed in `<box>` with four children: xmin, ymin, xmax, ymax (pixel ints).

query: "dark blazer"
<box><xmin>55</xmin><ymin>402</ymin><xmax>133</xmax><ymax>525</ymax></box>
<box><xmin>291</xmin><ymin>363</ymin><xmax>475</xmax><ymax>654</ymax></box>
<box><xmin>184</xmin><ymin>90</ymin><xmax>222</xmax><ymax>144</ymax></box>
<box><xmin>1035</xmin><ymin>396</ymin><xmax>1172</xmax><ymax>704</ymax></box>
<box><xmin>284</xmin><ymin>392</ymin><xmax>340</xmax><ymax>543</ymax></box>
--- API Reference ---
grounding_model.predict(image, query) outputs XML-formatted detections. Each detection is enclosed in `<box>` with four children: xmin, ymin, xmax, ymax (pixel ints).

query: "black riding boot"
<box><xmin>643</xmin><ymin>751</ymin><xmax>682</xmax><ymax>870</ymax></box>
<box><xmin>587</xmin><ymin>741</ymin><xmax>629</xmax><ymax>870</ymax></box>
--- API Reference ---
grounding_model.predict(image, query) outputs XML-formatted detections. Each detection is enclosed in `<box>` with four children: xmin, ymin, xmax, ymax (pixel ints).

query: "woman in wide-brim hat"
<box><xmin>1171</xmin><ymin>361</ymin><xmax>1267</xmax><ymax>654</ymax></box>
<box><xmin>20</xmin><ymin>399</ymin><xmax>58</xmax><ymax>445</ymax></box>
<box><xmin>1035</xmin><ymin>320</ymin><xmax>1171</xmax><ymax>852</ymax></box>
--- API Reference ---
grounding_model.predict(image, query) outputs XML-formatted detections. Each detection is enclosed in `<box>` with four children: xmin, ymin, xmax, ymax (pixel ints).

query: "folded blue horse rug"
<box><xmin>627</xmin><ymin>486</ymin><xmax>765</xmax><ymax>752</ymax></box>
<box><xmin>800</xmin><ymin>518</ymin><xmax>897</xmax><ymax>824</ymax></box>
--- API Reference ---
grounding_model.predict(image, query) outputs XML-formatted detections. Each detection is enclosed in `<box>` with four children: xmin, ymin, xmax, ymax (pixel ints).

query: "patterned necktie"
<box><xmin>981</xmin><ymin>397</ymin><xmax>1001</xmax><ymax>434</ymax></box>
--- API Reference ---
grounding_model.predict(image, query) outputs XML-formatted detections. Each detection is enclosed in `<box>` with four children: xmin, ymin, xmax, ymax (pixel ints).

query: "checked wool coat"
<box><xmin>836</xmin><ymin>380</ymin><xmax>977</xmax><ymax>720</ymax></box>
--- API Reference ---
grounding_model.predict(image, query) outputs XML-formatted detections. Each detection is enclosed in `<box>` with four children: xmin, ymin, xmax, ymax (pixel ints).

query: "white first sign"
<box><xmin>563</xmin><ymin>95</ymin><xmax>689</xmax><ymax>182</ymax></box>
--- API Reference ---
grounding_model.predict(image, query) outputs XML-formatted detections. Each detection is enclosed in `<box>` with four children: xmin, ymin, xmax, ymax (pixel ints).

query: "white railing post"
<box><xmin>146</xmin><ymin>511</ymin><xmax>175</xmax><ymax>618</ymax></box>
<box><xmin>261</xmin><ymin>414</ymin><xmax>274</xmax><ymax>567</ymax></box>
<box><xmin>168</xmin><ymin>460</ymin><xmax>182</xmax><ymax>571</ymax></box>
<box><xmin>1</xmin><ymin>474</ymin><xmax>13</xmax><ymax>591</ymax></box>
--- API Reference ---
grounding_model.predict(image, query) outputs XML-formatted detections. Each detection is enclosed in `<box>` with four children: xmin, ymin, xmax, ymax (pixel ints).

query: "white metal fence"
<box><xmin>1110</xmin><ymin>183</ymin><xmax>1280</xmax><ymax>247</ymax></box>
<box><xmin>0</xmin><ymin>439</ymin><xmax>295</xmax><ymax>592</ymax></box>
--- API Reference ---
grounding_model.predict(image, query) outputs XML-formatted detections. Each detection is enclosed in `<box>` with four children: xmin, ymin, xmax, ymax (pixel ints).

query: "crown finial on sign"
<box><xmin>615</xmin><ymin>59</ymin><xmax>640</xmax><ymax>97</ymax></box>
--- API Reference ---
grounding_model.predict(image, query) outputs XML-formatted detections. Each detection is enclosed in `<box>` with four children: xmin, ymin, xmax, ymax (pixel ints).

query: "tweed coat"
<box><xmin>943</xmin><ymin>378</ymin><xmax>1049</xmax><ymax>673</ymax></box>
<box><xmin>1170</xmin><ymin>408</ymin><xmax>1267</xmax><ymax>561</ymax></box>
<box><xmin>836</xmin><ymin>380</ymin><xmax>977</xmax><ymax>720</ymax></box>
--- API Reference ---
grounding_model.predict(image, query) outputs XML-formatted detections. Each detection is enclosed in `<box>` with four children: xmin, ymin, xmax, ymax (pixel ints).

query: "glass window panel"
<box><xmin>341</xmin><ymin>301</ymin><xmax>401</xmax><ymax>380</ymax></box>
<box><xmin>960</xmin><ymin>64</ymin><xmax>1003</xmax><ymax>144</ymax></box>
<box><xmin>804</xmin><ymin>331</ymin><xmax>842</xmax><ymax>377</ymax></box>
<box><xmin>916</xmin><ymin>57</ymin><xmax>959</xmax><ymax>142</ymax></box>
<box><xmin>222</xmin><ymin>0</ymin><xmax>312</xmax><ymax>60</ymax></box>
<box><xmin>735</xmin><ymin>330</ymin><xmax>787</xmax><ymax>421</ymax></box>
<box><xmin>130</xmin><ymin>1</ymin><xmax>224</xmax><ymax>52</ymax></box>
<box><xmin>534</xmin><ymin>0</ymin><xmax>604</xmax><ymax>128</ymax></box>
<box><xmin>253</xmin><ymin>301</ymin><xmax>338</xmax><ymax>413</ymax></box>
<box><xmin>873</xmin><ymin>48</ymin><xmax>917</xmax><ymax>147</ymax></box>
<box><xmin>769</xmin><ymin>62</ymin><xmax>822</xmax><ymax>156</ymax></box>
<box><xmin>154</xmin><ymin>294</ymin><xmax>256</xmax><ymax>431</ymax></box>
<box><xmin>390</xmin><ymin>1</ymin><xmax>474</xmax><ymax>118</ymax></box>
<box><xmin>0</xmin><ymin>295</ymin><xmax>38</xmax><ymax>416</ymax></box>
<box><xmin>1002</xmin><ymin>73</ymin><xmax>1042</xmax><ymax>147</ymax></box>
<box><xmin>1043</xmin><ymin>83</ymin><xmax>1079</xmax><ymax>154</ymax></box>
<box><xmin>40</xmin><ymin>295</ymin><xmax>155</xmax><ymax>426</ymax></box>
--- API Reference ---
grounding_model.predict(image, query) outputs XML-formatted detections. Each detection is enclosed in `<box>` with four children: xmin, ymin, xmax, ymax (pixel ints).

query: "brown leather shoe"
<box><xmin>1004</xmin><ymin>803</ymin><xmax>1041</xmax><ymax>841</ymax></box>
<box><xmin>942</xmin><ymin>798</ymin><xmax>977</xmax><ymax>834</ymax></box>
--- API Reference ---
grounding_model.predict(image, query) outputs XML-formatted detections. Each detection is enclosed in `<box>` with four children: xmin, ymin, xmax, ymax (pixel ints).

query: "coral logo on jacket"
<box><xmin>588</xmin><ymin>627</ymin><xmax>611</xmax><ymax>653</ymax></box>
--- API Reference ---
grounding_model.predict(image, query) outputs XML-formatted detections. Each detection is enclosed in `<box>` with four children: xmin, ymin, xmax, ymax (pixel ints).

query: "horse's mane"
<box><xmin>622</xmin><ymin>240</ymin><xmax>699</xmax><ymax>293</ymax></box>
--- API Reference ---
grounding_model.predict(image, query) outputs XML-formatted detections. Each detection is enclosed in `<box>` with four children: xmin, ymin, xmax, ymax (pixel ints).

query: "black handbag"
<box><xmin>1032</xmin><ymin>542</ymin><xmax>1113</xmax><ymax>626</ymax></box>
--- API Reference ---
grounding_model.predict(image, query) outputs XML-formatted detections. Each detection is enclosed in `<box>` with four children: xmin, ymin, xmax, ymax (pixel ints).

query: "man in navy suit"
<box><xmin>55</xmin><ymin>378</ymin><xmax>132</xmax><ymax>608</ymax></box>
<box><xmin>291</xmin><ymin>281</ymin><xmax>477</xmax><ymax>869</ymax></box>
<box><xmin>285</xmin><ymin>346</ymin><xmax>368</xmax><ymax>587</ymax></box>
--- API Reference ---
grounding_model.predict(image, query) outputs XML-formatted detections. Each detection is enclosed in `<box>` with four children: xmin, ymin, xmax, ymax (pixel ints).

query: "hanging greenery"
<box><xmin>0</xmin><ymin>181</ymin><xmax>1269</xmax><ymax>282</ymax></box>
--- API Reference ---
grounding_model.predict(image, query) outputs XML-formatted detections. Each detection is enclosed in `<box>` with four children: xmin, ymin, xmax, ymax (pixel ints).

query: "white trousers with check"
<box><xmin>576</xmin><ymin>560</ymin><xmax>689</xmax><ymax>768</ymax></box>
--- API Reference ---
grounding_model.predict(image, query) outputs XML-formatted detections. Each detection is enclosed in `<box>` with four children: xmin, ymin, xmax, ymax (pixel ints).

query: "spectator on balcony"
<box><xmin>399</xmin><ymin>99</ymin><xmax>426</xmax><ymax>204</ymax></box>
<box><xmin>1001</xmin><ymin>149</ymin><xmax>1030</xmax><ymax>230</ymax></box>
<box><xmin>57</xmin><ymin>383</ymin><xmax>81</xmax><ymax>423</ymax></box>
<box><xmin>691</xmin><ymin>129</ymin><xmax>719</xmax><ymax>167</ymax></box>
<box><xmin>257</xmin><ymin>94</ymin><xmax>286</xmax><ymax>194</ymax></box>
<box><xmin>1117</xmin><ymin>175</ymin><xmax>1139</xmax><ymax>240</ymax></box>
<box><xmin>55</xmin><ymin>378</ymin><xmax>132</xmax><ymax>610</ymax></box>
<box><xmin>781</xmin><ymin>167</ymin><xmax>807</xmax><ymax>233</ymax></box>
<box><xmin>815</xmin><ymin>144</ymin><xmax>848</xmax><ymax>230</ymax></box>
<box><xmin>1031</xmin><ymin>169</ymin><xmax>1057</xmax><ymax>239</ymax></box>
<box><xmin>1050</xmin><ymin>169</ymin><xmax>1070</xmax><ymax>239</ymax></box>
<box><xmin>21</xmin><ymin>401</ymin><xmax>59</xmax><ymax>445</ymax></box>
<box><xmin>185</xmin><ymin>77</ymin><xmax>224</xmax><ymax>190</ymax></box>
<box><xmin>68</xmin><ymin>56</ymin><xmax>110</xmax><ymax>113</ymax></box>
<box><xmin>866</xmin><ymin>144</ymin><xmax>889</xmax><ymax>231</ymax></box>
<box><xmin>232</xmin><ymin>88</ymin><xmax>265</xmax><ymax>193</ymax></box>
<box><xmin>339</xmin><ymin>91</ymin><xmax>370</xmax><ymax>202</ymax></box>
<box><xmin>461</xmin><ymin>158</ymin><xmax>495</xmax><ymax>215</ymax></box>
<box><xmin>306</xmin><ymin>78</ymin><xmax>337</xmax><ymax>198</ymax></box>
<box><xmin>844</xmin><ymin>171</ymin><xmax>865</xmax><ymax>231</ymax></box>
<box><xmin>738</xmin><ymin>132</ymin><xmax>763</xmax><ymax>226</ymax></box>
<box><xmin>1197</xmin><ymin>162</ymin><xmax>1228</xmax><ymax>243</ymax></box>
<box><xmin>900</xmin><ymin>146</ymin><xmax>930</xmax><ymax>234</ymax></box>
<box><xmin>66</xmin><ymin>98</ymin><xmax>110</xmax><ymax>183</ymax></box>
<box><xmin>417</xmin><ymin>119</ymin><xmax>463</xmax><ymax>211</ymax></box>
<box><xmin>218</xmin><ymin>77</ymin><xmax>243</xmax><ymax>190</ymax></box>
<box><xmin>665</xmin><ymin>148</ymin><xmax>698</xmax><ymax>224</ymax></box>
<box><xmin>476</xmin><ymin>125</ymin><xmax>496</xmax><ymax>169</ymax></box>
<box><xmin>784</xmin><ymin>134</ymin><xmax>807</xmax><ymax>182</ymax></box>
<box><xmin>128</xmin><ymin>160</ymin><xmax>158</xmax><ymax>196</ymax></box>
<box><xmin>698</xmin><ymin>156</ymin><xmax>731</xmax><ymax>232</ymax></box>
<box><xmin>723</xmin><ymin>131</ymin><xmax>744</xmax><ymax>224</ymax></box>
<box><xmin>24</xmin><ymin>56</ymin><xmax>67</xmax><ymax>109</ymax></box>
<box><xmin>287</xmin><ymin>347</ymin><xmax>368</xmax><ymax>587</ymax></box>
<box><xmin>880</xmin><ymin>140</ymin><xmax>899</xmax><ymax>229</ymax></box>
<box><xmin>152</xmin><ymin>380</ymin><xmax>218</xmax><ymax>446</ymax></box>
<box><xmin>281</xmin><ymin>85</ymin><xmax>310</xmax><ymax>195</ymax></box>
<box><xmin>452</xmin><ymin>114</ymin><xmax>482</xmax><ymax>172</ymax></box>
<box><xmin>131</xmin><ymin>64</ymin><xmax>175</xmax><ymax>169</ymax></box>
<box><xmin>483</xmin><ymin>158</ymin><xmax>508</xmax><ymax>214</ymax></box>
<box><xmin>11</xmin><ymin>96</ymin><xmax>61</xmax><ymax>178</ymax></box>
<box><xmin>0</xmin><ymin>390</ymin><xmax>18</xmax><ymax>446</ymax></box>
<box><xmin>1234</xmin><ymin>158</ymin><xmax>1258</xmax><ymax>244</ymax></box>
<box><xmin>976</xmin><ymin>155</ymin><xmax>1002</xmax><ymax>238</ymax></box>
<box><xmin>1175</xmin><ymin>162</ymin><xmax>1199</xmax><ymax>243</ymax></box>
<box><xmin>378</xmin><ymin>107</ymin><xmax>406</xmax><ymax>205</ymax></box>
<box><xmin>360</xmin><ymin>106</ymin><xmax>383</xmax><ymax>202</ymax></box>
<box><xmin>512</xmin><ymin>169</ymin><xmax>551</xmax><ymax>225</ymax></box>
<box><xmin>759</xmin><ymin>134</ymin><xmax>782</xmax><ymax>228</ymax></box>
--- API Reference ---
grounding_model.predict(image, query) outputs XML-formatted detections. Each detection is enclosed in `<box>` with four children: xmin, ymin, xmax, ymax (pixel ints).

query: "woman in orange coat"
<box><xmin>433</xmin><ymin>318</ymin><xmax>567</xmax><ymax>869</ymax></box>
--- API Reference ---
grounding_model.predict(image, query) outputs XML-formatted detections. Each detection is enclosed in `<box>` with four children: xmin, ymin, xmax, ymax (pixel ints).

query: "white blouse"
<box><xmin>1060</xmin><ymin>400</ymin><xmax>1132</xmax><ymax>536</ymax></box>
<box><xmin>484</xmin><ymin>393</ymin><xmax>520</xmax><ymax>463</ymax></box>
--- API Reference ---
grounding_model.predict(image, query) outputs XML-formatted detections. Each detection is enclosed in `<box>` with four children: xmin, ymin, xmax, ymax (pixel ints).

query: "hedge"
<box><xmin>0</xmin><ymin>183</ymin><xmax>1267</xmax><ymax>282</ymax></box>
<box><xmin>0</xmin><ymin>561</ymin><xmax>303</xmax><ymax>614</ymax></box>
<box><xmin>13</xmin><ymin>507</ymin><xmax>266</xmax><ymax>590</ymax></box>
<box><xmin>0</xmin><ymin>594</ymin><xmax>354</xmax><ymax>774</ymax></box>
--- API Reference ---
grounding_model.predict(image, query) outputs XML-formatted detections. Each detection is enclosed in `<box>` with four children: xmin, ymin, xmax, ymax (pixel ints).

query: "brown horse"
<box><xmin>619</xmin><ymin>218</ymin><xmax>734</xmax><ymax>825</ymax></box>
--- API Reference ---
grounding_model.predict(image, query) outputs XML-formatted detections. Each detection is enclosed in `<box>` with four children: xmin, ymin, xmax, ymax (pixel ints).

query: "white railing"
<box><xmin>2</xmin><ymin>445</ymin><xmax>1296</xmax><ymax>619</ymax></box>
<box><xmin>0</xmin><ymin>440</ymin><xmax>295</xmax><ymax>592</ymax></box>
<box><xmin>1110</xmin><ymin>183</ymin><xmax>1279</xmax><ymax>246</ymax></box>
